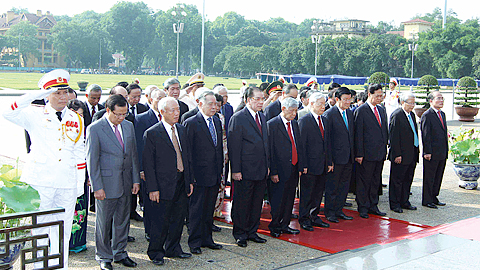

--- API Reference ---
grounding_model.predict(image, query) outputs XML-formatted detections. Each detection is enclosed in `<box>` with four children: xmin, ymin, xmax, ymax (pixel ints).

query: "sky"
<box><xmin>6</xmin><ymin>0</ymin><xmax>480</xmax><ymax>26</ymax></box>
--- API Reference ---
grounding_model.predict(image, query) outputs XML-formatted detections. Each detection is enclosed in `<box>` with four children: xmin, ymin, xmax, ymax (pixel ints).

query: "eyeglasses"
<box><xmin>434</xmin><ymin>97</ymin><xmax>444</xmax><ymax>101</ymax></box>
<box><xmin>249</xmin><ymin>97</ymin><xmax>263</xmax><ymax>102</ymax></box>
<box><xmin>405</xmin><ymin>101</ymin><xmax>416</xmax><ymax>105</ymax></box>
<box><xmin>112</xmin><ymin>111</ymin><xmax>128</xmax><ymax>118</ymax></box>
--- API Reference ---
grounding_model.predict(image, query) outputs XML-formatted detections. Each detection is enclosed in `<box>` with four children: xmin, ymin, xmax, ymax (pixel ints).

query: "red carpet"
<box><xmin>215</xmin><ymin>199</ymin><xmax>430</xmax><ymax>253</ymax></box>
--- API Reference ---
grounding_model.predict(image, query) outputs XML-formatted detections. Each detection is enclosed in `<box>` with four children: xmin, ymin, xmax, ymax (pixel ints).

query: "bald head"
<box><xmin>110</xmin><ymin>86</ymin><xmax>128</xmax><ymax>99</ymax></box>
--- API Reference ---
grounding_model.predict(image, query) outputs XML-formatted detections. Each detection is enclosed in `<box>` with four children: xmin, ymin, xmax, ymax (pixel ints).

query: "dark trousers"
<box><xmin>389</xmin><ymin>161</ymin><xmax>417</xmax><ymax>209</ymax></box>
<box><xmin>232</xmin><ymin>178</ymin><xmax>266</xmax><ymax>241</ymax></box>
<box><xmin>268</xmin><ymin>165</ymin><xmax>299</xmax><ymax>233</ymax></box>
<box><xmin>142</xmin><ymin>180</ymin><xmax>151</xmax><ymax>235</ymax></box>
<box><xmin>422</xmin><ymin>159</ymin><xmax>446</xmax><ymax>205</ymax></box>
<box><xmin>188</xmin><ymin>184</ymin><xmax>219</xmax><ymax>249</ymax></box>
<box><xmin>356</xmin><ymin>160</ymin><xmax>384</xmax><ymax>214</ymax></box>
<box><xmin>299</xmin><ymin>172</ymin><xmax>326</xmax><ymax>226</ymax></box>
<box><xmin>147</xmin><ymin>172</ymin><xmax>187</xmax><ymax>261</ymax></box>
<box><xmin>324</xmin><ymin>162</ymin><xmax>352</xmax><ymax>218</ymax></box>
<box><xmin>131</xmin><ymin>194</ymin><xmax>138</xmax><ymax>215</ymax></box>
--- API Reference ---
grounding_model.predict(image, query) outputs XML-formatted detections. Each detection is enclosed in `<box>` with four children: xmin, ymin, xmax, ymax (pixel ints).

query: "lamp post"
<box><xmin>408</xmin><ymin>30</ymin><xmax>418</xmax><ymax>79</ymax></box>
<box><xmin>311</xmin><ymin>20</ymin><xmax>323</xmax><ymax>76</ymax></box>
<box><xmin>172</xmin><ymin>4</ymin><xmax>187</xmax><ymax>79</ymax></box>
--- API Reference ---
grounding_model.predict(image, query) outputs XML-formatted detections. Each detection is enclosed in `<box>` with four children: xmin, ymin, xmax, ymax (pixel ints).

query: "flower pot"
<box><xmin>414</xmin><ymin>107</ymin><xmax>428</xmax><ymax>118</ymax></box>
<box><xmin>77</xmin><ymin>81</ymin><xmax>89</xmax><ymax>92</ymax></box>
<box><xmin>453</xmin><ymin>163</ymin><xmax>480</xmax><ymax>190</ymax></box>
<box><xmin>455</xmin><ymin>106</ymin><xmax>479</xmax><ymax>122</ymax></box>
<box><xmin>0</xmin><ymin>239</ymin><xmax>26</xmax><ymax>268</ymax></box>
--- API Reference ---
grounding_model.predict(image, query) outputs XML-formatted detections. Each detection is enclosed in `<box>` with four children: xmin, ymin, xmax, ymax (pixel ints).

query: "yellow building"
<box><xmin>0</xmin><ymin>10</ymin><xmax>65</xmax><ymax>68</ymax></box>
<box><xmin>387</xmin><ymin>19</ymin><xmax>434</xmax><ymax>39</ymax></box>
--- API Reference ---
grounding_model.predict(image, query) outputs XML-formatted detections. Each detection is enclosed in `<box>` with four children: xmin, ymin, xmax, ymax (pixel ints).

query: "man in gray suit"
<box><xmin>87</xmin><ymin>94</ymin><xmax>141</xmax><ymax>270</ymax></box>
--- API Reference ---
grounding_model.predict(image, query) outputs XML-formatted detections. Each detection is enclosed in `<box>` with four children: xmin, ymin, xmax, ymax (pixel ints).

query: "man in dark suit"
<box><xmin>143</xmin><ymin>97</ymin><xmax>194</xmax><ymax>266</ymax></box>
<box><xmin>126</xmin><ymin>83</ymin><xmax>149</xmax><ymax>118</ymax></box>
<box><xmin>164</xmin><ymin>78</ymin><xmax>189</xmax><ymax>120</ymax></box>
<box><xmin>298</xmin><ymin>93</ymin><xmax>331</xmax><ymax>231</ymax></box>
<box><xmin>86</xmin><ymin>95</ymin><xmax>140</xmax><ymax>270</ymax></box>
<box><xmin>323</xmin><ymin>87</ymin><xmax>355</xmax><ymax>223</ymax></box>
<box><xmin>324</xmin><ymin>83</ymin><xmax>340</xmax><ymax>111</ymax></box>
<box><xmin>84</xmin><ymin>84</ymin><xmax>104</xmax><ymax>127</ymax></box>
<box><xmin>184</xmin><ymin>91</ymin><xmax>223</xmax><ymax>254</ymax></box>
<box><xmin>388</xmin><ymin>92</ymin><xmax>419</xmax><ymax>213</ymax></box>
<box><xmin>264</xmin><ymin>83</ymin><xmax>298</xmax><ymax>121</ymax></box>
<box><xmin>215</xmin><ymin>86</ymin><xmax>234</xmax><ymax>136</ymax></box>
<box><xmin>267</xmin><ymin>97</ymin><xmax>304</xmax><ymax>237</ymax></box>
<box><xmin>135</xmin><ymin>88</ymin><xmax>166</xmax><ymax>240</ymax></box>
<box><xmin>421</xmin><ymin>91</ymin><xmax>448</xmax><ymax>209</ymax></box>
<box><xmin>354</xmin><ymin>84</ymin><xmax>389</xmax><ymax>219</ymax></box>
<box><xmin>180</xmin><ymin>88</ymin><xmax>209</xmax><ymax>124</ymax></box>
<box><xmin>92</xmin><ymin>86</ymin><xmax>133</xmax><ymax>123</ymax></box>
<box><xmin>228</xmin><ymin>87</ymin><xmax>269</xmax><ymax>247</ymax></box>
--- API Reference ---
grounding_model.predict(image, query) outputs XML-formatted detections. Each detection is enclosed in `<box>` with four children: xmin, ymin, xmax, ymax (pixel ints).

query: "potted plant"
<box><xmin>0</xmin><ymin>162</ymin><xmax>40</xmax><ymax>268</ymax></box>
<box><xmin>77</xmin><ymin>81</ymin><xmax>89</xmax><ymax>92</ymax></box>
<box><xmin>414</xmin><ymin>75</ymin><xmax>440</xmax><ymax>118</ymax></box>
<box><xmin>449</xmin><ymin>127</ymin><xmax>480</xmax><ymax>190</ymax></box>
<box><xmin>367</xmin><ymin>72</ymin><xmax>390</xmax><ymax>88</ymax></box>
<box><xmin>454</xmin><ymin>76</ymin><xmax>480</xmax><ymax>122</ymax></box>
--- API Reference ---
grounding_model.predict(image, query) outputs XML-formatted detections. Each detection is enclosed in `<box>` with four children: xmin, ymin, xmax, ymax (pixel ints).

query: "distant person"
<box><xmin>163</xmin><ymin>78</ymin><xmax>189</xmax><ymax>119</ymax></box>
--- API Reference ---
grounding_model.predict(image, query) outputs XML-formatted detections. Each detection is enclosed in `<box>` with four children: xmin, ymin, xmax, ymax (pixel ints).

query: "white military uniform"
<box><xmin>3</xmin><ymin>87</ymin><xmax>85</xmax><ymax>269</ymax></box>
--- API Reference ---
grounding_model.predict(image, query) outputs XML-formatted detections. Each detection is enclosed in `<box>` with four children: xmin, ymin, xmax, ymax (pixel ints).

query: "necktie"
<box><xmin>342</xmin><ymin>110</ymin><xmax>348</xmax><ymax>130</ymax></box>
<box><xmin>437</xmin><ymin>111</ymin><xmax>445</xmax><ymax>129</ymax></box>
<box><xmin>208</xmin><ymin>117</ymin><xmax>217</xmax><ymax>146</ymax></box>
<box><xmin>56</xmin><ymin>111</ymin><xmax>62</xmax><ymax>122</ymax></box>
<box><xmin>255</xmin><ymin>113</ymin><xmax>262</xmax><ymax>135</ymax></box>
<box><xmin>286</xmin><ymin>122</ymin><xmax>298</xmax><ymax>166</ymax></box>
<box><xmin>374</xmin><ymin>106</ymin><xmax>381</xmax><ymax>127</ymax></box>
<box><xmin>114</xmin><ymin>125</ymin><xmax>124</xmax><ymax>150</ymax></box>
<box><xmin>158</xmin><ymin>113</ymin><xmax>162</xmax><ymax>121</ymax></box>
<box><xmin>171</xmin><ymin>126</ymin><xmax>184</xmax><ymax>172</ymax></box>
<box><xmin>408</xmin><ymin>114</ymin><xmax>419</xmax><ymax>147</ymax></box>
<box><xmin>92</xmin><ymin>106</ymin><xmax>96</xmax><ymax>116</ymax></box>
<box><xmin>130</xmin><ymin>106</ymin><xmax>135</xmax><ymax>117</ymax></box>
<box><xmin>318</xmin><ymin>116</ymin><xmax>324</xmax><ymax>139</ymax></box>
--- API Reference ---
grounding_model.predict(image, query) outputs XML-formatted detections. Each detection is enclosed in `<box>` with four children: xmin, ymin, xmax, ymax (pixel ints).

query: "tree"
<box><xmin>4</xmin><ymin>21</ymin><xmax>40</xmax><ymax>66</ymax></box>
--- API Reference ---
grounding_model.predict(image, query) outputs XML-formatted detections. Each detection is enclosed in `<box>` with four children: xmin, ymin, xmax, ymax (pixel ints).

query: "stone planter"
<box><xmin>414</xmin><ymin>107</ymin><xmax>428</xmax><ymax>118</ymax></box>
<box><xmin>77</xmin><ymin>81</ymin><xmax>89</xmax><ymax>92</ymax></box>
<box><xmin>455</xmin><ymin>106</ymin><xmax>479</xmax><ymax>122</ymax></box>
<box><xmin>453</xmin><ymin>163</ymin><xmax>480</xmax><ymax>190</ymax></box>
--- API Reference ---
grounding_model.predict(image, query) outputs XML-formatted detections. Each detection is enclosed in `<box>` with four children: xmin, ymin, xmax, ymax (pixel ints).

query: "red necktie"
<box><xmin>437</xmin><ymin>111</ymin><xmax>445</xmax><ymax>129</ymax></box>
<box><xmin>374</xmin><ymin>106</ymin><xmax>381</xmax><ymax>127</ymax></box>
<box><xmin>255</xmin><ymin>113</ymin><xmax>262</xmax><ymax>135</ymax></box>
<box><xmin>318</xmin><ymin>116</ymin><xmax>324</xmax><ymax>139</ymax></box>
<box><xmin>158</xmin><ymin>113</ymin><xmax>162</xmax><ymax>121</ymax></box>
<box><xmin>286</xmin><ymin>122</ymin><xmax>298</xmax><ymax>166</ymax></box>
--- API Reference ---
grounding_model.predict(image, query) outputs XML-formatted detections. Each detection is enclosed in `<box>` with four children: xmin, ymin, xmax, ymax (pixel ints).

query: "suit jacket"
<box><xmin>178</xmin><ymin>100</ymin><xmax>189</xmax><ymax>120</ymax></box>
<box><xmin>92</xmin><ymin>108</ymin><xmax>134</xmax><ymax>123</ymax></box>
<box><xmin>185</xmin><ymin>112</ymin><xmax>223</xmax><ymax>187</ymax></box>
<box><xmin>181</xmin><ymin>106</ymin><xmax>199</xmax><ymax>124</ymax></box>
<box><xmin>135</xmin><ymin>109</ymin><xmax>159</xmax><ymax>171</ymax></box>
<box><xmin>143</xmin><ymin>121</ymin><xmax>192</xmax><ymax>201</ymax></box>
<box><xmin>86</xmin><ymin>117</ymin><xmax>140</xmax><ymax>199</ymax></box>
<box><xmin>298</xmin><ymin>113</ymin><xmax>331</xmax><ymax>175</ymax></box>
<box><xmin>421</xmin><ymin>108</ymin><xmax>448</xmax><ymax>160</ymax></box>
<box><xmin>353</xmin><ymin>103</ymin><xmax>388</xmax><ymax>161</ymax></box>
<box><xmin>228</xmin><ymin>107</ymin><xmax>269</xmax><ymax>181</ymax></box>
<box><xmin>388</xmin><ymin>107</ymin><xmax>419</xmax><ymax>165</ymax></box>
<box><xmin>83</xmin><ymin>101</ymin><xmax>105</xmax><ymax>127</ymax></box>
<box><xmin>221</xmin><ymin>102</ymin><xmax>234</xmax><ymax>136</ymax></box>
<box><xmin>267</xmin><ymin>115</ymin><xmax>303</xmax><ymax>181</ymax></box>
<box><xmin>264</xmin><ymin>100</ymin><xmax>281</xmax><ymax>121</ymax></box>
<box><xmin>323</xmin><ymin>105</ymin><xmax>355</xmax><ymax>165</ymax></box>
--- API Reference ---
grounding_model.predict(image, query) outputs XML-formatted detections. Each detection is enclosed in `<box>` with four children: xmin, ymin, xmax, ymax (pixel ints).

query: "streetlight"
<box><xmin>172</xmin><ymin>4</ymin><xmax>187</xmax><ymax>79</ymax></box>
<box><xmin>408</xmin><ymin>30</ymin><xmax>418</xmax><ymax>79</ymax></box>
<box><xmin>311</xmin><ymin>20</ymin><xmax>323</xmax><ymax>76</ymax></box>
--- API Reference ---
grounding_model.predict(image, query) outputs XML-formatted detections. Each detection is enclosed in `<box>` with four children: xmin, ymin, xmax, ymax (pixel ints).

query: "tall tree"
<box><xmin>5</xmin><ymin>21</ymin><xmax>40</xmax><ymax>66</ymax></box>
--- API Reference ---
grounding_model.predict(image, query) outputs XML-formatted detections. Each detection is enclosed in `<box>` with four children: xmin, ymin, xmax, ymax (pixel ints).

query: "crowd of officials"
<box><xmin>2</xmin><ymin>70</ymin><xmax>448</xmax><ymax>269</ymax></box>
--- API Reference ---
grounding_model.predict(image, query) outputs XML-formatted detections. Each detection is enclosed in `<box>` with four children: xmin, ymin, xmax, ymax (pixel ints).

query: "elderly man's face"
<box><xmin>199</xmin><ymin>95</ymin><xmax>218</xmax><ymax>117</ymax></box>
<box><xmin>161</xmin><ymin>99</ymin><xmax>180</xmax><ymax>125</ymax></box>
<box><xmin>106</xmin><ymin>105</ymin><xmax>128</xmax><ymax>126</ymax></box>
<box><xmin>336</xmin><ymin>94</ymin><xmax>352</xmax><ymax>111</ymax></box>
<box><xmin>247</xmin><ymin>90</ymin><xmax>264</xmax><ymax>112</ymax></box>
<box><xmin>218</xmin><ymin>89</ymin><xmax>228</xmax><ymax>104</ymax></box>
<box><xmin>166</xmin><ymin>83</ymin><xmax>181</xmax><ymax>99</ymax></box>
<box><xmin>87</xmin><ymin>91</ymin><xmax>101</xmax><ymax>107</ymax></box>
<box><xmin>127</xmin><ymin>88</ymin><xmax>142</xmax><ymax>106</ymax></box>
<box><xmin>430</xmin><ymin>92</ymin><xmax>444</xmax><ymax>110</ymax></box>
<box><xmin>402</xmin><ymin>96</ymin><xmax>416</xmax><ymax>113</ymax></box>
<box><xmin>369</xmin><ymin>89</ymin><xmax>384</xmax><ymax>106</ymax></box>
<box><xmin>282</xmin><ymin>106</ymin><xmax>297</xmax><ymax>121</ymax></box>
<box><xmin>311</xmin><ymin>97</ymin><xmax>326</xmax><ymax>116</ymax></box>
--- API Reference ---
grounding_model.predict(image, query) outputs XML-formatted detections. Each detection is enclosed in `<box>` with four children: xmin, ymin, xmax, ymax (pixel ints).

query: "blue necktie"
<box><xmin>208</xmin><ymin>117</ymin><xmax>217</xmax><ymax>146</ymax></box>
<box><xmin>342</xmin><ymin>110</ymin><xmax>348</xmax><ymax>130</ymax></box>
<box><xmin>408</xmin><ymin>114</ymin><xmax>419</xmax><ymax>147</ymax></box>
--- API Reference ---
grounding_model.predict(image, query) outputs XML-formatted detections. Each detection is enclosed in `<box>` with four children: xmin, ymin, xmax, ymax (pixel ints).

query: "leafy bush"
<box><xmin>454</xmin><ymin>76</ymin><xmax>480</xmax><ymax>107</ymax></box>
<box><xmin>416</xmin><ymin>75</ymin><xmax>440</xmax><ymax>108</ymax></box>
<box><xmin>367</xmin><ymin>72</ymin><xmax>390</xmax><ymax>86</ymax></box>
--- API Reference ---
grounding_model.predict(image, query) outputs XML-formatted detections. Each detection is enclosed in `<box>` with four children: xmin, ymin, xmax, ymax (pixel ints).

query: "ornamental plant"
<box><xmin>416</xmin><ymin>75</ymin><xmax>440</xmax><ymax>109</ymax></box>
<box><xmin>454</xmin><ymin>76</ymin><xmax>480</xmax><ymax>107</ymax></box>
<box><xmin>449</xmin><ymin>127</ymin><xmax>480</xmax><ymax>164</ymax></box>
<box><xmin>367</xmin><ymin>72</ymin><xmax>390</xmax><ymax>87</ymax></box>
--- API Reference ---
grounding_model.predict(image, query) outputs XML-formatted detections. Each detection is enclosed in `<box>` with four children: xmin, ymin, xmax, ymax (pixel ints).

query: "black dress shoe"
<box><xmin>391</xmin><ymin>208</ymin><xmax>403</xmax><ymax>213</ymax></box>
<box><xmin>424</xmin><ymin>203</ymin><xmax>438</xmax><ymax>209</ymax></box>
<box><xmin>130</xmin><ymin>212</ymin><xmax>143</xmax><ymax>222</ymax></box>
<box><xmin>382</xmin><ymin>184</ymin><xmax>387</xmax><ymax>187</ymax></box>
<box><xmin>248</xmin><ymin>235</ymin><xmax>267</xmax><ymax>243</ymax></box>
<box><xmin>100</xmin><ymin>262</ymin><xmax>113</xmax><ymax>270</ymax></box>
<box><xmin>177</xmin><ymin>252</ymin><xmax>192</xmax><ymax>259</ymax></box>
<box><xmin>114</xmin><ymin>257</ymin><xmax>137</xmax><ymax>267</ymax></box>
<box><xmin>359</xmin><ymin>213</ymin><xmax>369</xmax><ymax>219</ymax></box>
<box><xmin>368</xmin><ymin>209</ymin><xmax>387</xmax><ymax>216</ymax></box>
<box><xmin>311</xmin><ymin>220</ymin><xmax>330</xmax><ymax>228</ymax></box>
<box><xmin>282</xmin><ymin>227</ymin><xmax>300</xmax><ymax>235</ymax></box>
<box><xmin>434</xmin><ymin>202</ymin><xmax>446</xmax><ymax>206</ymax></box>
<box><xmin>291</xmin><ymin>213</ymin><xmax>299</xmax><ymax>219</ymax></box>
<box><xmin>152</xmin><ymin>258</ymin><xmax>164</xmax><ymax>265</ymax></box>
<box><xmin>203</xmin><ymin>243</ymin><xmax>223</xmax><ymax>250</ymax></box>
<box><xmin>344</xmin><ymin>202</ymin><xmax>353</xmax><ymax>207</ymax></box>
<box><xmin>402</xmin><ymin>205</ymin><xmax>417</xmax><ymax>210</ymax></box>
<box><xmin>270</xmin><ymin>231</ymin><xmax>281</xmax><ymax>237</ymax></box>
<box><xmin>190</xmin><ymin>247</ymin><xmax>202</xmax><ymax>254</ymax></box>
<box><xmin>326</xmin><ymin>216</ymin><xmax>339</xmax><ymax>223</ymax></box>
<box><xmin>212</xmin><ymin>224</ymin><xmax>222</xmax><ymax>232</ymax></box>
<box><xmin>236</xmin><ymin>239</ymin><xmax>247</xmax><ymax>247</ymax></box>
<box><xmin>300</xmin><ymin>224</ymin><xmax>314</xmax><ymax>231</ymax></box>
<box><xmin>127</xmin><ymin>236</ymin><xmax>135</xmax><ymax>242</ymax></box>
<box><xmin>337</xmin><ymin>213</ymin><xmax>354</xmax><ymax>220</ymax></box>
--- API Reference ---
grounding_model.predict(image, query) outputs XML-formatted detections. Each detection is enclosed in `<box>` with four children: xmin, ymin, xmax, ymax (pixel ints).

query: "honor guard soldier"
<box><xmin>3</xmin><ymin>69</ymin><xmax>86</xmax><ymax>269</ymax></box>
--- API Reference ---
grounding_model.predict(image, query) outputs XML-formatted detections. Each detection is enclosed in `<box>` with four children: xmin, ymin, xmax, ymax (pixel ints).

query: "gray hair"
<box><xmin>306</xmin><ymin>90</ymin><xmax>320</xmax><ymax>99</ymax></box>
<box><xmin>400</xmin><ymin>92</ymin><xmax>415</xmax><ymax>103</ymax></box>
<box><xmin>158</xmin><ymin>96</ymin><xmax>177</xmax><ymax>112</ymax></box>
<box><xmin>213</xmin><ymin>85</ymin><xmax>228</xmax><ymax>94</ymax></box>
<box><xmin>151</xmin><ymin>88</ymin><xmax>166</xmax><ymax>100</ymax></box>
<box><xmin>198</xmin><ymin>90</ymin><xmax>215</xmax><ymax>104</ymax></box>
<box><xmin>281</xmin><ymin>97</ymin><xmax>299</xmax><ymax>109</ymax></box>
<box><xmin>309</xmin><ymin>92</ymin><xmax>327</xmax><ymax>105</ymax></box>
<box><xmin>163</xmin><ymin>78</ymin><xmax>180</xmax><ymax>90</ymax></box>
<box><xmin>195</xmin><ymin>87</ymin><xmax>210</xmax><ymax>101</ymax></box>
<box><xmin>145</xmin><ymin>85</ymin><xmax>159</xmax><ymax>96</ymax></box>
<box><xmin>87</xmin><ymin>84</ymin><xmax>102</xmax><ymax>94</ymax></box>
<box><xmin>283</xmin><ymin>84</ymin><xmax>298</xmax><ymax>95</ymax></box>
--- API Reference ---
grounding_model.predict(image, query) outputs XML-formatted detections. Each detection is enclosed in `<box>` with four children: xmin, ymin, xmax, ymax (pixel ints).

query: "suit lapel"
<box><xmin>101</xmin><ymin>118</ymin><xmax>123</xmax><ymax>151</ymax></box>
<box><xmin>333</xmin><ymin>106</ymin><xmax>349</xmax><ymax>132</ymax></box>
<box><xmin>244</xmin><ymin>108</ymin><xmax>263</xmax><ymax>136</ymax></box>
<box><xmin>308</xmin><ymin>113</ymin><xmax>323</xmax><ymax>139</ymax></box>
<box><xmin>159</xmin><ymin>122</ymin><xmax>175</xmax><ymax>150</ymax></box>
<box><xmin>197</xmin><ymin>112</ymin><xmax>216</xmax><ymax>147</ymax></box>
<box><xmin>275</xmin><ymin>115</ymin><xmax>290</xmax><ymax>141</ymax></box>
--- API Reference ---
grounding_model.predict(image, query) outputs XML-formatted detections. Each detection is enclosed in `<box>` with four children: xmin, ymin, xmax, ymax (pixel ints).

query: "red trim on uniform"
<box><xmin>11</xmin><ymin>104</ymin><xmax>15</xmax><ymax>110</ymax></box>
<box><xmin>43</xmin><ymin>78</ymin><xmax>68</xmax><ymax>89</ymax></box>
<box><xmin>14</xmin><ymin>102</ymin><xmax>18</xmax><ymax>109</ymax></box>
<box><xmin>77</xmin><ymin>165</ymin><xmax>86</xmax><ymax>170</ymax></box>
<box><xmin>77</xmin><ymin>162</ymin><xmax>86</xmax><ymax>169</ymax></box>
